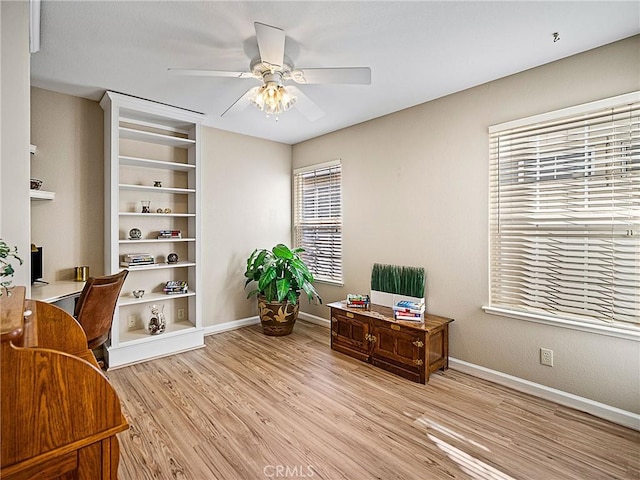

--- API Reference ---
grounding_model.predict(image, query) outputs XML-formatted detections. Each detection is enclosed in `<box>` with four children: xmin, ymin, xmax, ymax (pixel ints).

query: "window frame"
<box><xmin>293</xmin><ymin>160</ymin><xmax>343</xmax><ymax>286</ymax></box>
<box><xmin>483</xmin><ymin>91</ymin><xmax>640</xmax><ymax>341</ymax></box>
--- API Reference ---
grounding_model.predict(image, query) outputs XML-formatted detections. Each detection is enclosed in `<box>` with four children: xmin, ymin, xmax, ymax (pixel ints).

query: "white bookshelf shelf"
<box><xmin>30</xmin><ymin>190</ymin><xmax>55</xmax><ymax>200</ymax></box>
<box><xmin>119</xmin><ymin>321</ymin><xmax>197</xmax><ymax>346</ymax></box>
<box><xmin>119</xmin><ymin>183</ymin><xmax>195</xmax><ymax>194</ymax></box>
<box><xmin>122</xmin><ymin>261</ymin><xmax>196</xmax><ymax>271</ymax></box>
<box><xmin>119</xmin><ymin>127</ymin><xmax>196</xmax><ymax>148</ymax></box>
<box><xmin>119</xmin><ymin>238</ymin><xmax>195</xmax><ymax>244</ymax></box>
<box><xmin>118</xmin><ymin>290</ymin><xmax>195</xmax><ymax>306</ymax></box>
<box><xmin>119</xmin><ymin>212</ymin><xmax>195</xmax><ymax>217</ymax></box>
<box><xmin>119</xmin><ymin>155</ymin><xmax>195</xmax><ymax>171</ymax></box>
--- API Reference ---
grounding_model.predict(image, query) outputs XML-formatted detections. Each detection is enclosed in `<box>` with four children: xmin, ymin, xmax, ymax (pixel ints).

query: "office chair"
<box><xmin>74</xmin><ymin>270</ymin><xmax>128</xmax><ymax>352</ymax></box>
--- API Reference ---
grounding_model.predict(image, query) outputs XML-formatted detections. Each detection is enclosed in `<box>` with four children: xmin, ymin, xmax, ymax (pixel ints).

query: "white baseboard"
<box><xmin>203</xmin><ymin>316</ymin><xmax>260</xmax><ymax>336</ymax></box>
<box><xmin>298</xmin><ymin>311</ymin><xmax>331</xmax><ymax>327</ymax></box>
<box><xmin>449</xmin><ymin>358</ymin><xmax>640</xmax><ymax>431</ymax></box>
<box><xmin>203</xmin><ymin>312</ymin><xmax>328</xmax><ymax>337</ymax></box>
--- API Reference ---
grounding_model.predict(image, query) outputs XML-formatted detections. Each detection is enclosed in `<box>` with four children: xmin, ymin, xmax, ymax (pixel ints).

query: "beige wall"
<box><xmin>1</xmin><ymin>1</ymin><xmax>31</xmax><ymax>289</ymax></box>
<box><xmin>200</xmin><ymin>127</ymin><xmax>292</xmax><ymax>325</ymax></box>
<box><xmin>292</xmin><ymin>36</ymin><xmax>640</xmax><ymax>413</ymax></box>
<box><xmin>30</xmin><ymin>88</ymin><xmax>105</xmax><ymax>280</ymax></box>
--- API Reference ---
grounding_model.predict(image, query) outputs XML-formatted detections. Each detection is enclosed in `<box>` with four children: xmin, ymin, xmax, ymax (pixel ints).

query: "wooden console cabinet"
<box><xmin>328</xmin><ymin>302</ymin><xmax>453</xmax><ymax>384</ymax></box>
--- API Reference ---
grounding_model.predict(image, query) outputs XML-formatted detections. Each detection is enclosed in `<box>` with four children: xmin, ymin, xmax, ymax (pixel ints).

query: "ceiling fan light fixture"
<box><xmin>249</xmin><ymin>81</ymin><xmax>297</xmax><ymax>117</ymax></box>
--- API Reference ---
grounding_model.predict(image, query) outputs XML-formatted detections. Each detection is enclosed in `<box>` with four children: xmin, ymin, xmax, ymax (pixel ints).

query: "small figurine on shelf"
<box><xmin>167</xmin><ymin>253</ymin><xmax>179</xmax><ymax>264</ymax></box>
<box><xmin>153</xmin><ymin>181</ymin><xmax>162</xmax><ymax>187</ymax></box>
<box><xmin>148</xmin><ymin>304</ymin><xmax>166</xmax><ymax>335</ymax></box>
<box><xmin>129</xmin><ymin>228</ymin><xmax>142</xmax><ymax>240</ymax></box>
<box><xmin>141</xmin><ymin>200</ymin><xmax>151</xmax><ymax>213</ymax></box>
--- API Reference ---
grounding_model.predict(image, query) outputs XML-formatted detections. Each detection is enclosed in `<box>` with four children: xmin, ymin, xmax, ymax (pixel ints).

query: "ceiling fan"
<box><xmin>168</xmin><ymin>22</ymin><xmax>371</xmax><ymax>121</ymax></box>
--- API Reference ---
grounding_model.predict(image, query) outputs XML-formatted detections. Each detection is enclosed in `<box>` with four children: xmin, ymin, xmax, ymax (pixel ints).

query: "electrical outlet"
<box><xmin>540</xmin><ymin>348</ymin><xmax>554</xmax><ymax>367</ymax></box>
<box><xmin>127</xmin><ymin>315</ymin><xmax>137</xmax><ymax>329</ymax></box>
<box><xmin>177</xmin><ymin>308</ymin><xmax>185</xmax><ymax>320</ymax></box>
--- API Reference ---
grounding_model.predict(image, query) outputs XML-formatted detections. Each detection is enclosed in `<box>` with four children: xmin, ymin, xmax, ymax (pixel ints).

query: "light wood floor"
<box><xmin>108</xmin><ymin>321</ymin><xmax>639</xmax><ymax>480</ymax></box>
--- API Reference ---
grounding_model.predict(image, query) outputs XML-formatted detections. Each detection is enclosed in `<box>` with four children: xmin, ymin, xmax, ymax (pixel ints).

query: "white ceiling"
<box><xmin>31</xmin><ymin>1</ymin><xmax>639</xmax><ymax>145</ymax></box>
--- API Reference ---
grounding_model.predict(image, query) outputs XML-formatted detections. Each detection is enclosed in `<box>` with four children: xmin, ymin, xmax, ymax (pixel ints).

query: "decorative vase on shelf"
<box><xmin>148</xmin><ymin>304</ymin><xmax>166</xmax><ymax>335</ymax></box>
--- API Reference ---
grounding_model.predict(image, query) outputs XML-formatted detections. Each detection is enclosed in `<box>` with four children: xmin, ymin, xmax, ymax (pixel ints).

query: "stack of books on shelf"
<box><xmin>393</xmin><ymin>299</ymin><xmax>425</xmax><ymax>322</ymax></box>
<box><xmin>164</xmin><ymin>280</ymin><xmax>188</xmax><ymax>295</ymax></box>
<box><xmin>346</xmin><ymin>294</ymin><xmax>370</xmax><ymax>309</ymax></box>
<box><xmin>120</xmin><ymin>253</ymin><xmax>155</xmax><ymax>267</ymax></box>
<box><xmin>158</xmin><ymin>229</ymin><xmax>182</xmax><ymax>239</ymax></box>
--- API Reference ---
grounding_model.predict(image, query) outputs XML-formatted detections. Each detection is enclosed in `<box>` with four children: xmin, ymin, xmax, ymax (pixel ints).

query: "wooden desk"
<box><xmin>1</xmin><ymin>287</ymin><xmax>128</xmax><ymax>480</ymax></box>
<box><xmin>328</xmin><ymin>302</ymin><xmax>453</xmax><ymax>383</ymax></box>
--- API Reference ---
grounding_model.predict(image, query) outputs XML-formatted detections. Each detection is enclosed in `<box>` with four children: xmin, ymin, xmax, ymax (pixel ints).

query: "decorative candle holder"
<box><xmin>141</xmin><ymin>200</ymin><xmax>151</xmax><ymax>213</ymax></box>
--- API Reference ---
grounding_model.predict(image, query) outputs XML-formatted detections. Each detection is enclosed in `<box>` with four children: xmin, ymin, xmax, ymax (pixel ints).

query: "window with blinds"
<box><xmin>293</xmin><ymin>160</ymin><xmax>343</xmax><ymax>283</ymax></box>
<box><xmin>489</xmin><ymin>93</ymin><xmax>639</xmax><ymax>326</ymax></box>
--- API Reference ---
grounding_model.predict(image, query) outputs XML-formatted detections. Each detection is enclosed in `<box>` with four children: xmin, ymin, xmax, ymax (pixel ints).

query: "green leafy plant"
<box><xmin>371</xmin><ymin>263</ymin><xmax>425</xmax><ymax>298</ymax></box>
<box><xmin>1</xmin><ymin>239</ymin><xmax>23</xmax><ymax>295</ymax></box>
<box><xmin>244</xmin><ymin>244</ymin><xmax>322</xmax><ymax>304</ymax></box>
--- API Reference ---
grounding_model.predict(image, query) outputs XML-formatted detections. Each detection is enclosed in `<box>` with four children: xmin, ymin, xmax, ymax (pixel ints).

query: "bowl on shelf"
<box><xmin>132</xmin><ymin>289</ymin><xmax>145</xmax><ymax>298</ymax></box>
<box><xmin>30</xmin><ymin>178</ymin><xmax>43</xmax><ymax>190</ymax></box>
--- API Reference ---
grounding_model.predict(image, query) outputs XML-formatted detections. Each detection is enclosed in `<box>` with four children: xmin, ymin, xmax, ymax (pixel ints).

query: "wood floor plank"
<box><xmin>108</xmin><ymin>321</ymin><xmax>640</xmax><ymax>480</ymax></box>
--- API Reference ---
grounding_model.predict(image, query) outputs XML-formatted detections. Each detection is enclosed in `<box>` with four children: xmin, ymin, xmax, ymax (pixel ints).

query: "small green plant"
<box><xmin>1</xmin><ymin>239</ymin><xmax>23</xmax><ymax>295</ymax></box>
<box><xmin>371</xmin><ymin>263</ymin><xmax>425</xmax><ymax>298</ymax></box>
<box><xmin>244</xmin><ymin>243</ymin><xmax>322</xmax><ymax>304</ymax></box>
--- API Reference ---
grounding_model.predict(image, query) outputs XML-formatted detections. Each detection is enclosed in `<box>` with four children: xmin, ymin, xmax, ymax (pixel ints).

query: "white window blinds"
<box><xmin>489</xmin><ymin>93</ymin><xmax>640</xmax><ymax>326</ymax></box>
<box><xmin>293</xmin><ymin>161</ymin><xmax>342</xmax><ymax>283</ymax></box>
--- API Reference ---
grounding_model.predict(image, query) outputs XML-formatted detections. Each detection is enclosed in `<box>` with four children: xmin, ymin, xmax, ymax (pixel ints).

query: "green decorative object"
<box><xmin>371</xmin><ymin>263</ymin><xmax>425</xmax><ymax>298</ymax></box>
<box><xmin>0</xmin><ymin>239</ymin><xmax>23</xmax><ymax>296</ymax></box>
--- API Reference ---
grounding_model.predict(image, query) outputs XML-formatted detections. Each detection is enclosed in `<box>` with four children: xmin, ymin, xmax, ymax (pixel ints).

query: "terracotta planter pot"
<box><xmin>257</xmin><ymin>295</ymin><xmax>300</xmax><ymax>336</ymax></box>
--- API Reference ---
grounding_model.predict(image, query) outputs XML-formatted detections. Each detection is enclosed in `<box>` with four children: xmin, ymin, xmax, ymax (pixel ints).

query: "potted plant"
<box><xmin>244</xmin><ymin>243</ymin><xmax>321</xmax><ymax>336</ymax></box>
<box><xmin>0</xmin><ymin>239</ymin><xmax>23</xmax><ymax>296</ymax></box>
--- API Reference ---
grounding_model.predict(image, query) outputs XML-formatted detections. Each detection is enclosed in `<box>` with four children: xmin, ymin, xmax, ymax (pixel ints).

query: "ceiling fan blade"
<box><xmin>254</xmin><ymin>22</ymin><xmax>285</xmax><ymax>68</ymax></box>
<box><xmin>287</xmin><ymin>86</ymin><xmax>324</xmax><ymax>122</ymax></box>
<box><xmin>291</xmin><ymin>67</ymin><xmax>371</xmax><ymax>85</ymax></box>
<box><xmin>221</xmin><ymin>87</ymin><xmax>260</xmax><ymax>117</ymax></box>
<box><xmin>168</xmin><ymin>68</ymin><xmax>256</xmax><ymax>79</ymax></box>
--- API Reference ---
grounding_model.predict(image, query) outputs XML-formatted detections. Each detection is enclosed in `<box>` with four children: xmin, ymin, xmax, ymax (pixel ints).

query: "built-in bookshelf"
<box><xmin>100</xmin><ymin>91</ymin><xmax>205</xmax><ymax>368</ymax></box>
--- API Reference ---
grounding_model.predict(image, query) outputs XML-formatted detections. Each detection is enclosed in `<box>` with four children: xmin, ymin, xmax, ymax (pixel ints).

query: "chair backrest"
<box><xmin>74</xmin><ymin>270</ymin><xmax>128</xmax><ymax>350</ymax></box>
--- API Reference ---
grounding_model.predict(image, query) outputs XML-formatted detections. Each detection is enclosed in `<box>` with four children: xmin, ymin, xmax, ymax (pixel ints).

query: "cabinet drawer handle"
<box><xmin>414</xmin><ymin>359</ymin><xmax>424</xmax><ymax>366</ymax></box>
<box><xmin>413</xmin><ymin>340</ymin><xmax>424</xmax><ymax>348</ymax></box>
<box><xmin>331</xmin><ymin>317</ymin><xmax>338</xmax><ymax>323</ymax></box>
<box><xmin>346</xmin><ymin>312</ymin><xmax>354</xmax><ymax>318</ymax></box>
<box><xmin>390</xmin><ymin>324</ymin><xmax>400</xmax><ymax>331</ymax></box>
<box><xmin>365</xmin><ymin>333</ymin><xmax>377</xmax><ymax>344</ymax></box>
<box><xmin>331</xmin><ymin>330</ymin><xmax>337</xmax><ymax>337</ymax></box>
